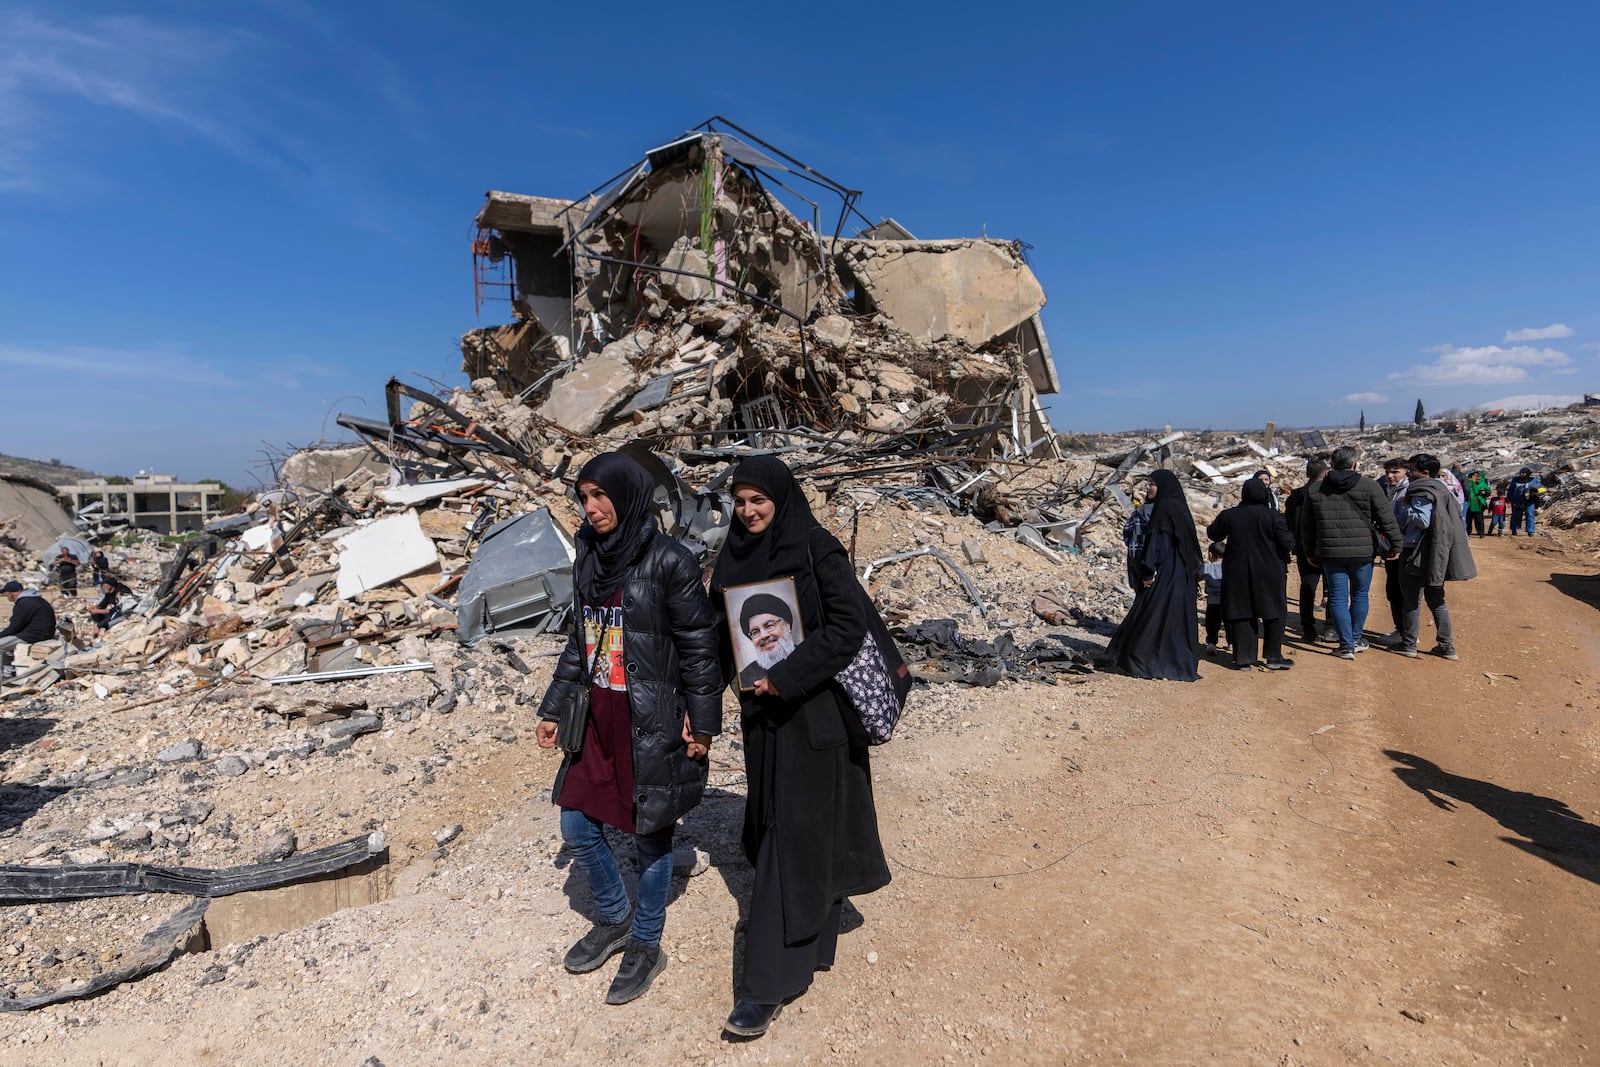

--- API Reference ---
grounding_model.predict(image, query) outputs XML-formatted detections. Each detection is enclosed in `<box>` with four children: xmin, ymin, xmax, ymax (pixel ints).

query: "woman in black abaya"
<box><xmin>1206</xmin><ymin>477</ymin><xmax>1296</xmax><ymax>669</ymax></box>
<box><xmin>1107</xmin><ymin>468</ymin><xmax>1202</xmax><ymax>681</ymax></box>
<box><xmin>709</xmin><ymin>455</ymin><xmax>892</xmax><ymax>1039</ymax></box>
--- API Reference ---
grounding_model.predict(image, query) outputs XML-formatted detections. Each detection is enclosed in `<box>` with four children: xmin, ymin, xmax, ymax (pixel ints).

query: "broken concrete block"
<box><xmin>327</xmin><ymin>714</ymin><xmax>382</xmax><ymax>739</ymax></box>
<box><xmin>379</xmin><ymin>477</ymin><xmax>487</xmax><ymax>507</ymax></box>
<box><xmin>537</xmin><ymin>336</ymin><xmax>641</xmax><ymax>435</ymax></box>
<box><xmin>660</xmin><ymin>239</ymin><xmax>714</xmax><ymax>302</ymax></box>
<box><xmin>846</xmin><ymin>240</ymin><xmax>1045</xmax><ymax>347</ymax></box>
<box><xmin>335</xmin><ymin>510</ymin><xmax>440</xmax><ymax>600</ymax></box>
<box><xmin>810</xmin><ymin>314</ymin><xmax>853</xmax><ymax>349</ymax></box>
<box><xmin>214</xmin><ymin>755</ymin><xmax>249</xmax><ymax>777</ymax></box>
<box><xmin>219</xmin><ymin>637</ymin><xmax>251</xmax><ymax>669</ymax></box>
<box><xmin>157</xmin><ymin>739</ymin><xmax>202</xmax><ymax>762</ymax></box>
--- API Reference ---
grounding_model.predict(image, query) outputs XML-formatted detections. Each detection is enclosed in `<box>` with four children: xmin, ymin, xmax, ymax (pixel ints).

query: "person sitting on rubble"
<box><xmin>52</xmin><ymin>546</ymin><xmax>80</xmax><ymax>597</ymax></box>
<box><xmin>1</xmin><ymin>580</ymin><xmax>58</xmax><ymax>681</ymax></box>
<box><xmin>89</xmin><ymin>576</ymin><xmax>134</xmax><ymax>631</ymax></box>
<box><xmin>1106</xmin><ymin>469</ymin><xmax>1202</xmax><ymax>681</ymax></box>
<box><xmin>534</xmin><ymin>452</ymin><xmax>721</xmax><ymax>1007</ymax></box>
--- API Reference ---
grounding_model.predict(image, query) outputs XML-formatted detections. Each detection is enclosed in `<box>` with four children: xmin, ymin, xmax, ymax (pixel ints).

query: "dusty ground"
<box><xmin>2</xmin><ymin>528</ymin><xmax>1597</xmax><ymax>1065</ymax></box>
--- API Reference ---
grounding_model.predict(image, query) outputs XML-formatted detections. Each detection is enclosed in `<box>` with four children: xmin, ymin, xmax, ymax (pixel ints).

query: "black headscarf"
<box><xmin>572</xmin><ymin>452</ymin><xmax>658</xmax><ymax>604</ymax></box>
<box><xmin>1146</xmin><ymin>469</ymin><xmax>1202</xmax><ymax>576</ymax></box>
<box><xmin>1240</xmin><ymin>478</ymin><xmax>1270</xmax><ymax>507</ymax></box>
<box><xmin>710</xmin><ymin>456</ymin><xmax>822</xmax><ymax>612</ymax></box>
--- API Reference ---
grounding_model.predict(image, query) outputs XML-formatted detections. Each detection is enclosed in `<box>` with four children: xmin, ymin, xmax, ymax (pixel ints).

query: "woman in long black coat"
<box><xmin>1107</xmin><ymin>468</ymin><xmax>1202</xmax><ymax>681</ymax></box>
<box><xmin>1206</xmin><ymin>477</ymin><xmax>1296</xmax><ymax>669</ymax></box>
<box><xmin>709</xmin><ymin>456</ymin><xmax>891</xmax><ymax>1039</ymax></box>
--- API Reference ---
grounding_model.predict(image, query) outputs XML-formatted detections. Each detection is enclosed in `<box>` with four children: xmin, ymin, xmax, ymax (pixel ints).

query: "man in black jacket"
<box><xmin>1</xmin><ymin>580</ymin><xmax>58</xmax><ymax>680</ymax></box>
<box><xmin>1299</xmin><ymin>446</ymin><xmax>1402</xmax><ymax>660</ymax></box>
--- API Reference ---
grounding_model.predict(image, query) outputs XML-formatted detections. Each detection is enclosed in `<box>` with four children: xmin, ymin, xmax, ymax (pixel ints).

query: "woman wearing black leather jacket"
<box><xmin>535</xmin><ymin>452</ymin><xmax>722</xmax><ymax>1006</ymax></box>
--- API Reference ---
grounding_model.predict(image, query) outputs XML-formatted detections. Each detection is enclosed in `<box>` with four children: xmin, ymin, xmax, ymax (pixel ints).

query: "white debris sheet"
<box><xmin>335</xmin><ymin>510</ymin><xmax>439</xmax><ymax>600</ymax></box>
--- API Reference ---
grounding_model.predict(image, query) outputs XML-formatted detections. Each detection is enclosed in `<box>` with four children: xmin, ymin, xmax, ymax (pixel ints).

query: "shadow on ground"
<box><xmin>1385</xmin><ymin>749</ymin><xmax>1600</xmax><ymax>886</ymax></box>
<box><xmin>1547</xmin><ymin>572</ymin><xmax>1600</xmax><ymax>615</ymax></box>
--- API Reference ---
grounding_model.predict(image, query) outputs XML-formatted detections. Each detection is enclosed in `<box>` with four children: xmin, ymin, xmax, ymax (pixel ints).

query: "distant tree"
<box><xmin>200</xmin><ymin>479</ymin><xmax>250</xmax><ymax>512</ymax></box>
<box><xmin>1359</xmin><ymin>410</ymin><xmax>1366</xmax><ymax>432</ymax></box>
<box><xmin>105</xmin><ymin>475</ymin><xmax>131</xmax><ymax>485</ymax></box>
<box><xmin>1413</xmin><ymin>399</ymin><xmax>1426</xmax><ymax>426</ymax></box>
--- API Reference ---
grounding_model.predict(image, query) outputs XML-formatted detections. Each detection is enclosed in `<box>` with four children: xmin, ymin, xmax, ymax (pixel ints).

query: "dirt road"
<box><xmin>7</xmin><ymin>533</ymin><xmax>1597</xmax><ymax>1064</ymax></box>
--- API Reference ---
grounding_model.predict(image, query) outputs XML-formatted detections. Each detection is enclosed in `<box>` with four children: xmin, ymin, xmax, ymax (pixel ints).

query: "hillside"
<box><xmin>0</xmin><ymin>452</ymin><xmax>101</xmax><ymax>486</ymax></box>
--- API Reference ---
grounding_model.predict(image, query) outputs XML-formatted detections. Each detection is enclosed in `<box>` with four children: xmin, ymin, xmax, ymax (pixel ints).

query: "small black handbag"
<box><xmin>554</xmin><ymin>682</ymin><xmax>591</xmax><ymax>755</ymax></box>
<box><xmin>554</xmin><ymin>609</ymin><xmax>605</xmax><ymax>755</ymax></box>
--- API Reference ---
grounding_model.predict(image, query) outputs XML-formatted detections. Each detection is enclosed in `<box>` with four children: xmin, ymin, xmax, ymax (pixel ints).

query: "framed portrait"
<box><xmin>724</xmin><ymin>577</ymin><xmax>806</xmax><ymax>691</ymax></box>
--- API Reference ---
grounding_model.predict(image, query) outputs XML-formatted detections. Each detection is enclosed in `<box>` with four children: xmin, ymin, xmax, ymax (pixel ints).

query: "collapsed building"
<box><xmin>457</xmin><ymin>117</ymin><xmax>1060</xmax><ymax>461</ymax></box>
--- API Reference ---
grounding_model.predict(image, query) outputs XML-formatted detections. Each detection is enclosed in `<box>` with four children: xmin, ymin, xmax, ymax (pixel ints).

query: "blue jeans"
<box><xmin>1524</xmin><ymin>504</ymin><xmax>1537</xmax><ymax>535</ymax></box>
<box><xmin>559</xmin><ymin>808</ymin><xmax>674</xmax><ymax>946</ymax></box>
<box><xmin>1322</xmin><ymin>559</ymin><xmax>1373</xmax><ymax>650</ymax></box>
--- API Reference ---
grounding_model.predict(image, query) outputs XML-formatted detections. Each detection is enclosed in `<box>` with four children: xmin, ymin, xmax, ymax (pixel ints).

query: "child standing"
<box><xmin>1488</xmin><ymin>493</ymin><xmax>1507</xmax><ymax>535</ymax></box>
<box><xmin>1201</xmin><ymin>542</ymin><xmax>1225</xmax><ymax>653</ymax></box>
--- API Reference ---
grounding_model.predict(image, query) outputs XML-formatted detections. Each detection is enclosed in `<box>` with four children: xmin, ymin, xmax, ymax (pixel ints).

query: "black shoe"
<box><xmin>725</xmin><ymin>999</ymin><xmax>783</xmax><ymax>1038</ymax></box>
<box><xmin>564</xmin><ymin>914</ymin><xmax>632</xmax><ymax>974</ymax></box>
<box><xmin>1265</xmin><ymin>658</ymin><xmax>1294</xmax><ymax>671</ymax></box>
<box><xmin>605</xmin><ymin>941</ymin><xmax>665</xmax><ymax>1005</ymax></box>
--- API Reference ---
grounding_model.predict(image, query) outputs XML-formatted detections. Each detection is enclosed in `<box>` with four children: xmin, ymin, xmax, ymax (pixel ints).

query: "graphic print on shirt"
<box><xmin>582</xmin><ymin>603</ymin><xmax>626</xmax><ymax>691</ymax></box>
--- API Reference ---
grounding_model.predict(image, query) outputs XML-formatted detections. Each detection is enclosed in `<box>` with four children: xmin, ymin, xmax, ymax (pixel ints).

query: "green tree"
<box><xmin>1413</xmin><ymin>399</ymin><xmax>1426</xmax><ymax>426</ymax></box>
<box><xmin>200</xmin><ymin>479</ymin><xmax>251</xmax><ymax>513</ymax></box>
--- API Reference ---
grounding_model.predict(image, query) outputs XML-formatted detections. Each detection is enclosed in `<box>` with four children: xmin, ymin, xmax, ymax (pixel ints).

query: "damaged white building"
<box><xmin>460</xmin><ymin>117</ymin><xmax>1060</xmax><ymax>459</ymax></box>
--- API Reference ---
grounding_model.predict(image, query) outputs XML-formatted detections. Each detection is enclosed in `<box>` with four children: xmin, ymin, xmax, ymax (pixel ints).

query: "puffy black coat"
<box><xmin>537</xmin><ymin>526</ymin><xmax>722</xmax><ymax>835</ymax></box>
<box><xmin>1300</xmin><ymin>469</ymin><xmax>1401</xmax><ymax>563</ymax></box>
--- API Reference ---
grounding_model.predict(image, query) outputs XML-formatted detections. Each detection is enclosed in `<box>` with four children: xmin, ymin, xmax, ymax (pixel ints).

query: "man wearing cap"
<box><xmin>1</xmin><ymin>580</ymin><xmax>58</xmax><ymax>680</ymax></box>
<box><xmin>1507</xmin><ymin>467</ymin><xmax>1544</xmax><ymax>536</ymax></box>
<box><xmin>737</xmin><ymin>593</ymin><xmax>800</xmax><ymax>690</ymax></box>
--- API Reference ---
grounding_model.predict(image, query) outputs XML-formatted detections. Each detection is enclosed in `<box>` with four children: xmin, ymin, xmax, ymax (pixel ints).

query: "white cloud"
<box><xmin>0</xmin><ymin>12</ymin><xmax>255</xmax><ymax>188</ymax></box>
<box><xmin>1503</xmin><ymin>324</ymin><xmax>1574</xmax><ymax>342</ymax></box>
<box><xmin>1344</xmin><ymin>391</ymin><xmax>1388</xmax><ymax>404</ymax></box>
<box><xmin>1474</xmin><ymin>394</ymin><xmax>1583</xmax><ymax>412</ymax></box>
<box><xmin>0</xmin><ymin>342</ymin><xmax>242</xmax><ymax>386</ymax></box>
<box><xmin>1390</xmin><ymin>343</ymin><xmax>1569</xmax><ymax>386</ymax></box>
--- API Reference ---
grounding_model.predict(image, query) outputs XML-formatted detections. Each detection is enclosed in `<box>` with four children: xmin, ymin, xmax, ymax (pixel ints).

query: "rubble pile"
<box><xmin>4</xmin><ymin>118</ymin><xmax>1598</xmax><ymax>1010</ymax></box>
<box><xmin>452</xmin><ymin>119</ymin><xmax>1057</xmax><ymax>465</ymax></box>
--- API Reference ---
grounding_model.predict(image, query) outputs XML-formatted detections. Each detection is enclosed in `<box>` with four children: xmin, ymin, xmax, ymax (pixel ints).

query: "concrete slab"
<box><xmin>536</xmin><ymin>337</ymin><xmax>642</xmax><ymax>434</ymax></box>
<box><xmin>379</xmin><ymin>478</ymin><xmax>487</xmax><ymax>506</ymax></box>
<box><xmin>846</xmin><ymin>240</ymin><xmax>1046</xmax><ymax>347</ymax></box>
<box><xmin>335</xmin><ymin>511</ymin><xmax>439</xmax><ymax>600</ymax></box>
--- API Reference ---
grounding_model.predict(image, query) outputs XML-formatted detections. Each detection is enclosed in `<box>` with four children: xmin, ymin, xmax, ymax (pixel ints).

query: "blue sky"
<box><xmin>1</xmin><ymin>1</ymin><xmax>1596</xmax><ymax>484</ymax></box>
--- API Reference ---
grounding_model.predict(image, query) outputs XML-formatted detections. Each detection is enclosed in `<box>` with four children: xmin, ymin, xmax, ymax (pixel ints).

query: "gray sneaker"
<box><xmin>1393</xmin><ymin>645</ymin><xmax>1419</xmax><ymax>658</ymax></box>
<box><xmin>1335</xmin><ymin>647</ymin><xmax>1357</xmax><ymax>660</ymax></box>
<box><xmin>605</xmin><ymin>941</ymin><xmax>665</xmax><ymax>1005</ymax></box>
<box><xmin>1353</xmin><ymin>638</ymin><xmax>1370</xmax><ymax>653</ymax></box>
<box><xmin>1430</xmin><ymin>645</ymin><xmax>1459</xmax><ymax>661</ymax></box>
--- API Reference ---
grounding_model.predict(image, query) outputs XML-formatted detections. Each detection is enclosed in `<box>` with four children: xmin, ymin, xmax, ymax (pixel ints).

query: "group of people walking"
<box><xmin>533</xmin><ymin>452</ymin><xmax>894</xmax><ymax>1039</ymax></box>
<box><xmin>1111</xmin><ymin>445</ymin><xmax>1483</xmax><ymax>678</ymax></box>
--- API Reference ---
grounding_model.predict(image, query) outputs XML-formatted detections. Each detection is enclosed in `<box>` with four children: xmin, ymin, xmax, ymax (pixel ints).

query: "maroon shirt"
<box><xmin>555</xmin><ymin>594</ymin><xmax>636</xmax><ymax>832</ymax></box>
